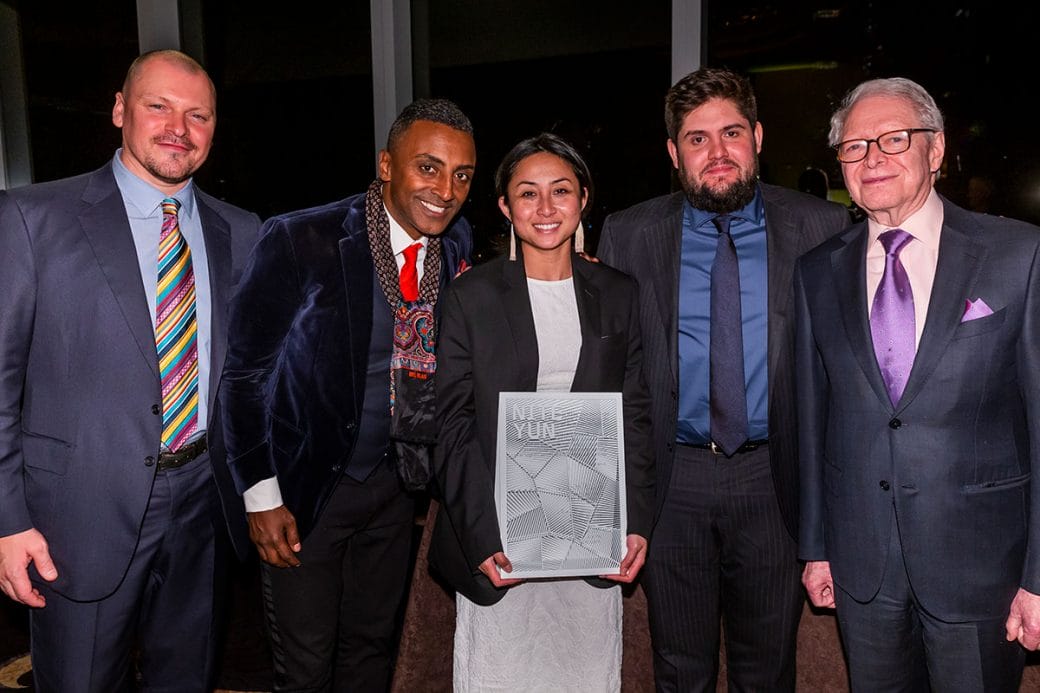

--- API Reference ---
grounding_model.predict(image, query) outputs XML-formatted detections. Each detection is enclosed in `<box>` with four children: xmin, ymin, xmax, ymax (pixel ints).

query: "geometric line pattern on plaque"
<box><xmin>506</xmin><ymin>503</ymin><xmax>548</xmax><ymax>544</ymax></box>
<box><xmin>509</xmin><ymin>535</ymin><xmax>545</xmax><ymax>571</ymax></box>
<box><xmin>538</xmin><ymin>489</ymin><xmax>573</xmax><ymax>537</ymax></box>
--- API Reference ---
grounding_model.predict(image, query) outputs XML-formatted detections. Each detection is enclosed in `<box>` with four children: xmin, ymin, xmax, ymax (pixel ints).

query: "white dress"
<box><xmin>453</xmin><ymin>276</ymin><xmax>623</xmax><ymax>693</ymax></box>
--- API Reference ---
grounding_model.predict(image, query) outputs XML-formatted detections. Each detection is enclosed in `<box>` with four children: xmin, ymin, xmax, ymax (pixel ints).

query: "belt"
<box><xmin>681</xmin><ymin>439</ymin><xmax>768</xmax><ymax>456</ymax></box>
<box><xmin>157</xmin><ymin>435</ymin><xmax>208</xmax><ymax>471</ymax></box>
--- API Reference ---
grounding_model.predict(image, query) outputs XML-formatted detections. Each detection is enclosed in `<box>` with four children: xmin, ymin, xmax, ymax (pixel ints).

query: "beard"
<box><xmin>680</xmin><ymin>158</ymin><xmax>760</xmax><ymax>214</ymax></box>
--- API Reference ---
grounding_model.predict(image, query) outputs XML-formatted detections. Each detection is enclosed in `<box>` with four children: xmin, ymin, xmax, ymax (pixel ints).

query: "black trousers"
<box><xmin>835</xmin><ymin>511</ymin><xmax>1025</xmax><ymax>692</ymax></box>
<box><xmin>643</xmin><ymin>444</ymin><xmax>803</xmax><ymax>693</ymax></box>
<box><xmin>262</xmin><ymin>461</ymin><xmax>415</xmax><ymax>693</ymax></box>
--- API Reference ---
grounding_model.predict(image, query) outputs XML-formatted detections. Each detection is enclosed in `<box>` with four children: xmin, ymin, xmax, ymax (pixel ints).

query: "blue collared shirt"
<box><xmin>676</xmin><ymin>188</ymin><xmax>768</xmax><ymax>444</ymax></box>
<box><xmin>112</xmin><ymin>150</ymin><xmax>212</xmax><ymax>429</ymax></box>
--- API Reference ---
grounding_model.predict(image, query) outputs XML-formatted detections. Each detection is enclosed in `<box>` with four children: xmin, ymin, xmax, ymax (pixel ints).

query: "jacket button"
<box><xmin>144</xmin><ymin>456</ymin><xmax>155</xmax><ymax>467</ymax></box>
<box><xmin>879</xmin><ymin>480</ymin><xmax>890</xmax><ymax>491</ymax></box>
<box><xmin>889</xmin><ymin>418</ymin><xmax>902</xmax><ymax>429</ymax></box>
<box><xmin>345</xmin><ymin>422</ymin><xmax>356</xmax><ymax>432</ymax></box>
<box><xmin>331</xmin><ymin>463</ymin><xmax>342</xmax><ymax>473</ymax></box>
<box><xmin>151</xmin><ymin>404</ymin><xmax>161</xmax><ymax>415</ymax></box>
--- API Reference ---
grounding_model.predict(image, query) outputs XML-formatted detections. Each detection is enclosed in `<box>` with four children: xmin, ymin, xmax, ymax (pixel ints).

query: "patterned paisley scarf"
<box><xmin>365</xmin><ymin>179</ymin><xmax>442</xmax><ymax>490</ymax></box>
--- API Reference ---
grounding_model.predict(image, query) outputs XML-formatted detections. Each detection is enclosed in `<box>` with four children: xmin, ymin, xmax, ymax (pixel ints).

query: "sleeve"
<box><xmin>1018</xmin><ymin>240</ymin><xmax>1040</xmax><ymax>594</ymax></box>
<box><xmin>0</xmin><ymin>192</ymin><xmax>37</xmax><ymax>536</ymax></box>
<box><xmin>219</xmin><ymin>219</ymin><xmax>303</xmax><ymax>494</ymax></box>
<box><xmin>433</xmin><ymin>285</ymin><xmax>503</xmax><ymax>570</ymax></box>
<box><xmin>620</xmin><ymin>279</ymin><xmax>655</xmax><ymax>537</ymax></box>
<box><xmin>794</xmin><ymin>258</ymin><xmax>828</xmax><ymax>561</ymax></box>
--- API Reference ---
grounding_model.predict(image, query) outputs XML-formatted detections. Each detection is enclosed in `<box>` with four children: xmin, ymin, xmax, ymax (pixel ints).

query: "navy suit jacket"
<box><xmin>220</xmin><ymin>191</ymin><xmax>472</xmax><ymax>541</ymax></box>
<box><xmin>796</xmin><ymin>196</ymin><xmax>1040</xmax><ymax>620</ymax></box>
<box><xmin>598</xmin><ymin>183</ymin><xmax>849</xmax><ymax>538</ymax></box>
<box><xmin>427</xmin><ymin>252</ymin><xmax>655</xmax><ymax>605</ymax></box>
<box><xmin>0</xmin><ymin>162</ymin><xmax>260</xmax><ymax>601</ymax></box>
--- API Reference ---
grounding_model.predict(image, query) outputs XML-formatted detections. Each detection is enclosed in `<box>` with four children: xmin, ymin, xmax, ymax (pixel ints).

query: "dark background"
<box><xmin>3</xmin><ymin>1</ymin><xmax>1039</xmax><ymax>689</ymax></box>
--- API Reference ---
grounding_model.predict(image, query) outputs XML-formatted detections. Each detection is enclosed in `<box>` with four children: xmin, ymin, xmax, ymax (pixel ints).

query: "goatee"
<box><xmin>684</xmin><ymin>171</ymin><xmax>758</xmax><ymax>214</ymax></box>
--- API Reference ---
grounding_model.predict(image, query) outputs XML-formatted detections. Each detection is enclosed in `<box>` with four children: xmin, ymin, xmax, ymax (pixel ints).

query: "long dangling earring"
<box><xmin>573</xmin><ymin>220</ymin><xmax>585</xmax><ymax>254</ymax></box>
<box><xmin>508</xmin><ymin>223</ymin><xmax>517</xmax><ymax>261</ymax></box>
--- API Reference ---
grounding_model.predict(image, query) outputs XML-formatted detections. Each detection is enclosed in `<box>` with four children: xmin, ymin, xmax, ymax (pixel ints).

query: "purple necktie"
<box><xmin>870</xmin><ymin>229</ymin><xmax>915</xmax><ymax>406</ymax></box>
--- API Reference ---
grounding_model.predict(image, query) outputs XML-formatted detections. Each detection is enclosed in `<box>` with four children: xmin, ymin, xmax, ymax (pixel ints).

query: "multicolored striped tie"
<box><xmin>157</xmin><ymin>198</ymin><xmax>199</xmax><ymax>451</ymax></box>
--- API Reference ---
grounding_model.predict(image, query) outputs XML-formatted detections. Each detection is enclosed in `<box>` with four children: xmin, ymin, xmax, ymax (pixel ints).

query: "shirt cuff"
<box><xmin>243</xmin><ymin>477</ymin><xmax>284</xmax><ymax>513</ymax></box>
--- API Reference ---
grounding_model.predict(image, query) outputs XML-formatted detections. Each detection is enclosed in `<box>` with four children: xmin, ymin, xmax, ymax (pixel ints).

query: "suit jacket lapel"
<box><xmin>571</xmin><ymin>258</ymin><xmax>602</xmax><ymax>391</ymax></box>
<box><xmin>78</xmin><ymin>168</ymin><xmax>159</xmax><ymax>379</ymax></box>
<box><xmin>340</xmin><ymin>219</ymin><xmax>375</xmax><ymax>416</ymax></box>
<box><xmin>763</xmin><ymin>194</ymin><xmax>801</xmax><ymax>401</ymax></box>
<box><xmin>197</xmin><ymin>196</ymin><xmax>232</xmax><ymax>417</ymax></box>
<box><xmin>644</xmin><ymin>195</ymin><xmax>684</xmax><ymax>384</ymax></box>
<box><xmin>831</xmin><ymin>224</ymin><xmax>894</xmax><ymax>407</ymax></box>
<box><xmin>897</xmin><ymin>211</ymin><xmax>985</xmax><ymax>410</ymax></box>
<box><xmin>499</xmin><ymin>255</ymin><xmax>539</xmax><ymax>391</ymax></box>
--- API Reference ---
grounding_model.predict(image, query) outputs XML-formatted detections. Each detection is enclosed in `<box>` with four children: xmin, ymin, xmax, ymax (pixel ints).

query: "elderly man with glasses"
<box><xmin>796</xmin><ymin>76</ymin><xmax>1040</xmax><ymax>692</ymax></box>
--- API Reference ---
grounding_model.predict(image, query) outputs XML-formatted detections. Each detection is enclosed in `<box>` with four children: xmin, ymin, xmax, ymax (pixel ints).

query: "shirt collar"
<box><xmin>111</xmin><ymin>149</ymin><xmax>196</xmax><ymax>220</ymax></box>
<box><xmin>867</xmin><ymin>188</ymin><xmax>944</xmax><ymax>251</ymax></box>
<box><xmin>686</xmin><ymin>184</ymin><xmax>764</xmax><ymax>232</ymax></box>
<box><xmin>384</xmin><ymin>203</ymin><xmax>429</xmax><ymax>256</ymax></box>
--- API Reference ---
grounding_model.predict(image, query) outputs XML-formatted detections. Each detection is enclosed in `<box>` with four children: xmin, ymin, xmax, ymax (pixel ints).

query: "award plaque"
<box><xmin>495</xmin><ymin>392</ymin><xmax>627</xmax><ymax>579</ymax></box>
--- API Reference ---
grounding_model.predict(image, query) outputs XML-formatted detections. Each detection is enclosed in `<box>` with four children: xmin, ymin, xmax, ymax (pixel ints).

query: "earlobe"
<box><xmin>754</xmin><ymin>121</ymin><xmax>764</xmax><ymax>154</ymax></box>
<box><xmin>666</xmin><ymin>139</ymin><xmax>679</xmax><ymax>169</ymax></box>
<box><xmin>377</xmin><ymin>150</ymin><xmax>391</xmax><ymax>181</ymax></box>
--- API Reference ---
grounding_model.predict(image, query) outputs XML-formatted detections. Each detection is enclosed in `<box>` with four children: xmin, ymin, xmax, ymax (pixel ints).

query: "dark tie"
<box><xmin>399</xmin><ymin>241</ymin><xmax>421</xmax><ymax>302</ymax></box>
<box><xmin>871</xmin><ymin>228</ymin><xmax>916</xmax><ymax>406</ymax></box>
<box><xmin>157</xmin><ymin>198</ymin><xmax>199</xmax><ymax>451</ymax></box>
<box><xmin>709</xmin><ymin>214</ymin><xmax>748</xmax><ymax>457</ymax></box>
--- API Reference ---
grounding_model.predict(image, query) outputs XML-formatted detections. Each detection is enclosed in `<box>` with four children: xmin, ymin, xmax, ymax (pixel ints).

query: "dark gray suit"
<box><xmin>599</xmin><ymin>183</ymin><xmax>848</xmax><ymax>691</ymax></box>
<box><xmin>796</xmin><ymin>196</ymin><xmax>1040</xmax><ymax>689</ymax></box>
<box><xmin>0</xmin><ymin>162</ymin><xmax>259</xmax><ymax>691</ymax></box>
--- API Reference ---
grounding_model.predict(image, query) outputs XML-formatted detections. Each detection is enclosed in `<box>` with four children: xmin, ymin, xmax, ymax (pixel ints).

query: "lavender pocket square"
<box><xmin>962</xmin><ymin>298</ymin><xmax>994</xmax><ymax>322</ymax></box>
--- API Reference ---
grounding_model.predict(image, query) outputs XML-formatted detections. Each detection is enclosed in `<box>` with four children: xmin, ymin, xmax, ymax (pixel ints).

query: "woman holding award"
<box><xmin>428</xmin><ymin>133</ymin><xmax>655</xmax><ymax>691</ymax></box>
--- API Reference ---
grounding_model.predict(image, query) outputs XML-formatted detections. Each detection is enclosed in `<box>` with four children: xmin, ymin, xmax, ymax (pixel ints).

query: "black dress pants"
<box><xmin>262</xmin><ymin>461</ymin><xmax>415</xmax><ymax>693</ymax></box>
<box><xmin>643</xmin><ymin>444</ymin><xmax>803</xmax><ymax>692</ymax></box>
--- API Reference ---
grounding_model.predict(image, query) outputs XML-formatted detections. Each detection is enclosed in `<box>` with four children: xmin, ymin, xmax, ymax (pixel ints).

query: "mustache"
<box><xmin>700</xmin><ymin>157</ymin><xmax>741</xmax><ymax>175</ymax></box>
<box><xmin>152</xmin><ymin>134</ymin><xmax>195</xmax><ymax>151</ymax></box>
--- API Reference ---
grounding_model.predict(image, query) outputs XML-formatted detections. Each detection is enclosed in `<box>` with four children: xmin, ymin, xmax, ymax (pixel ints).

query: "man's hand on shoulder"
<box><xmin>247</xmin><ymin>506</ymin><xmax>302</xmax><ymax>568</ymax></box>
<box><xmin>0</xmin><ymin>528</ymin><xmax>57</xmax><ymax>607</ymax></box>
<box><xmin>1006</xmin><ymin>587</ymin><xmax>1040</xmax><ymax>650</ymax></box>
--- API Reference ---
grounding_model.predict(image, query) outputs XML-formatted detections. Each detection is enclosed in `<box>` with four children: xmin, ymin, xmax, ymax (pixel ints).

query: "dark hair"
<box><xmin>665</xmin><ymin>67</ymin><xmax>757</xmax><ymax>142</ymax></box>
<box><xmin>494</xmin><ymin>133</ymin><xmax>594</xmax><ymax>215</ymax></box>
<box><xmin>386</xmin><ymin>98</ymin><xmax>474</xmax><ymax>151</ymax></box>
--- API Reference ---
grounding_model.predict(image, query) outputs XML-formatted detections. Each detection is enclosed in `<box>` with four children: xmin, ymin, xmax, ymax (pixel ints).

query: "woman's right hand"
<box><xmin>479</xmin><ymin>552</ymin><xmax>524</xmax><ymax>588</ymax></box>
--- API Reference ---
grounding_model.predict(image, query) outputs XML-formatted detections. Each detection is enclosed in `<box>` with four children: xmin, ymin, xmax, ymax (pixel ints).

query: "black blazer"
<box><xmin>598</xmin><ymin>183</ymin><xmax>850</xmax><ymax>539</ymax></box>
<box><xmin>220</xmin><ymin>191</ymin><xmax>472</xmax><ymax>541</ymax></box>
<box><xmin>796</xmin><ymin>197</ymin><xmax>1040</xmax><ymax>620</ymax></box>
<box><xmin>428</xmin><ymin>252</ymin><xmax>655</xmax><ymax>605</ymax></box>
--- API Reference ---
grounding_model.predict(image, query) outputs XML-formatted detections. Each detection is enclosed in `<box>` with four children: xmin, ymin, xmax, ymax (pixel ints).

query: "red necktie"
<box><xmin>400</xmin><ymin>241</ymin><xmax>421</xmax><ymax>302</ymax></box>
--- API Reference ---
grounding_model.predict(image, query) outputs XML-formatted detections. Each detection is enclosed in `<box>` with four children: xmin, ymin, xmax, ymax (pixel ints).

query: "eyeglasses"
<box><xmin>835</xmin><ymin>128</ymin><xmax>936</xmax><ymax>163</ymax></box>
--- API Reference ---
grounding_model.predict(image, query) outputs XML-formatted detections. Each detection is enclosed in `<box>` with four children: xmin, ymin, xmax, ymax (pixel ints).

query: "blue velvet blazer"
<box><xmin>220</xmin><ymin>191</ymin><xmax>472</xmax><ymax>540</ymax></box>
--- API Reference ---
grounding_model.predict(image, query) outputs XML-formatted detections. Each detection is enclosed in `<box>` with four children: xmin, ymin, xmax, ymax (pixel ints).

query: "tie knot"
<box><xmin>402</xmin><ymin>241</ymin><xmax>421</xmax><ymax>265</ymax></box>
<box><xmin>712</xmin><ymin>215</ymin><xmax>732</xmax><ymax>235</ymax></box>
<box><xmin>878</xmin><ymin>228</ymin><xmax>913</xmax><ymax>256</ymax></box>
<box><xmin>161</xmin><ymin>197</ymin><xmax>180</xmax><ymax>216</ymax></box>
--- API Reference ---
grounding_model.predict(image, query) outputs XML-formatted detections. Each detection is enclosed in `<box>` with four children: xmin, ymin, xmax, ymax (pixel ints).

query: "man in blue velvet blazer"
<box><xmin>0</xmin><ymin>51</ymin><xmax>260</xmax><ymax>691</ymax></box>
<box><xmin>221</xmin><ymin>99</ymin><xmax>475</xmax><ymax>691</ymax></box>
